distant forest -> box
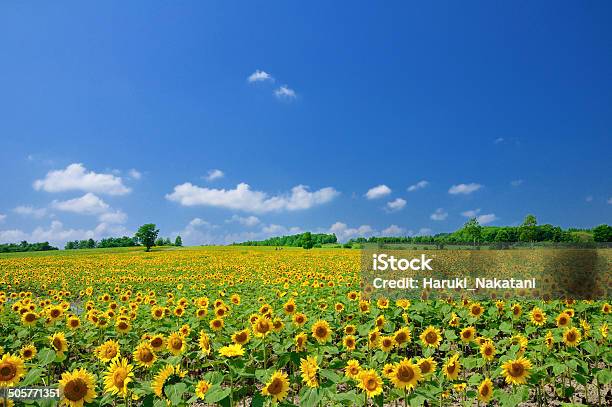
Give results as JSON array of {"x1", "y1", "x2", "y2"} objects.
[
  {"x1": 235, "y1": 216, "x2": 612, "y2": 248},
  {"x1": 0, "y1": 241, "x2": 58, "y2": 253}
]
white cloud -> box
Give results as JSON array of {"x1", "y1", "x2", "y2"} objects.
[
  {"x1": 274, "y1": 85, "x2": 296, "y2": 100},
  {"x1": 382, "y1": 224, "x2": 405, "y2": 236},
  {"x1": 365, "y1": 184, "x2": 391, "y2": 200},
  {"x1": 329, "y1": 222, "x2": 374, "y2": 242},
  {"x1": 262, "y1": 224, "x2": 302, "y2": 235},
  {"x1": 494, "y1": 137, "x2": 505, "y2": 144},
  {"x1": 461, "y1": 208, "x2": 481, "y2": 218},
  {"x1": 608, "y1": 197, "x2": 612, "y2": 205},
  {"x1": 448, "y1": 183, "x2": 482, "y2": 195},
  {"x1": 166, "y1": 182, "x2": 338, "y2": 213},
  {"x1": 407, "y1": 180, "x2": 429, "y2": 192},
  {"x1": 248, "y1": 70, "x2": 273, "y2": 83},
  {"x1": 33, "y1": 163, "x2": 131, "y2": 195},
  {"x1": 0, "y1": 214, "x2": 5, "y2": 223},
  {"x1": 98, "y1": 210, "x2": 127, "y2": 224},
  {"x1": 585, "y1": 196, "x2": 593, "y2": 203},
  {"x1": 204, "y1": 169, "x2": 224, "y2": 182},
  {"x1": 510, "y1": 179, "x2": 523, "y2": 187},
  {"x1": 14, "y1": 205, "x2": 47, "y2": 219},
  {"x1": 51, "y1": 193, "x2": 110, "y2": 215},
  {"x1": 476, "y1": 213, "x2": 498, "y2": 225},
  {"x1": 227, "y1": 215, "x2": 260, "y2": 227},
  {"x1": 128, "y1": 169, "x2": 142, "y2": 180},
  {"x1": 386, "y1": 198, "x2": 406, "y2": 212},
  {"x1": 430, "y1": 208, "x2": 448, "y2": 221}
]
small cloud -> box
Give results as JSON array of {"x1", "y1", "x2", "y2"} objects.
[
  {"x1": 386, "y1": 198, "x2": 406, "y2": 212},
  {"x1": 128, "y1": 169, "x2": 142, "y2": 180},
  {"x1": 430, "y1": 208, "x2": 448, "y2": 221},
  {"x1": 227, "y1": 215, "x2": 260, "y2": 227},
  {"x1": 607, "y1": 197, "x2": 612, "y2": 205},
  {"x1": 204, "y1": 169, "x2": 224, "y2": 182},
  {"x1": 449, "y1": 183, "x2": 482, "y2": 195},
  {"x1": 382, "y1": 224, "x2": 405, "y2": 236},
  {"x1": 477, "y1": 213, "x2": 498, "y2": 225},
  {"x1": 0, "y1": 214, "x2": 6, "y2": 223},
  {"x1": 329, "y1": 222, "x2": 374, "y2": 242},
  {"x1": 98, "y1": 210, "x2": 128, "y2": 224},
  {"x1": 365, "y1": 184, "x2": 392, "y2": 200},
  {"x1": 494, "y1": 137, "x2": 505, "y2": 144},
  {"x1": 585, "y1": 196, "x2": 593, "y2": 203},
  {"x1": 51, "y1": 193, "x2": 109, "y2": 215},
  {"x1": 33, "y1": 163, "x2": 131, "y2": 196},
  {"x1": 13, "y1": 205, "x2": 47, "y2": 219},
  {"x1": 248, "y1": 70, "x2": 274, "y2": 83},
  {"x1": 510, "y1": 179, "x2": 523, "y2": 187},
  {"x1": 274, "y1": 85, "x2": 297, "y2": 100},
  {"x1": 407, "y1": 180, "x2": 429, "y2": 192},
  {"x1": 461, "y1": 208, "x2": 481, "y2": 218}
]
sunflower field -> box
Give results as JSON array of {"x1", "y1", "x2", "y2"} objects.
[{"x1": 0, "y1": 246, "x2": 610, "y2": 406}]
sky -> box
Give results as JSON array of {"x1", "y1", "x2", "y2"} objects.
[{"x1": 0, "y1": 1, "x2": 611, "y2": 247}]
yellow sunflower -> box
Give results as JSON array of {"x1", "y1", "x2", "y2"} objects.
[
  {"x1": 50, "y1": 332, "x2": 68, "y2": 356},
  {"x1": 19, "y1": 344, "x2": 37, "y2": 361},
  {"x1": 299, "y1": 356, "x2": 319, "y2": 388},
  {"x1": 103, "y1": 357, "x2": 134, "y2": 397},
  {"x1": 529, "y1": 307, "x2": 546, "y2": 326},
  {"x1": 166, "y1": 332, "x2": 186, "y2": 355},
  {"x1": 59, "y1": 368, "x2": 97, "y2": 407},
  {"x1": 393, "y1": 327, "x2": 411, "y2": 347},
  {"x1": 95, "y1": 339, "x2": 120, "y2": 363},
  {"x1": 343, "y1": 335, "x2": 357, "y2": 351},
  {"x1": 563, "y1": 327, "x2": 581, "y2": 347},
  {"x1": 261, "y1": 371, "x2": 290, "y2": 402},
  {"x1": 420, "y1": 326, "x2": 442, "y2": 348},
  {"x1": 477, "y1": 377, "x2": 494, "y2": 403},
  {"x1": 357, "y1": 369, "x2": 383, "y2": 398},
  {"x1": 195, "y1": 379, "x2": 211, "y2": 399},
  {"x1": 253, "y1": 317, "x2": 272, "y2": 337},
  {"x1": 0, "y1": 353, "x2": 25, "y2": 387},
  {"x1": 416, "y1": 357, "x2": 437, "y2": 377},
  {"x1": 501, "y1": 357, "x2": 532, "y2": 385},
  {"x1": 198, "y1": 331, "x2": 211, "y2": 356},
  {"x1": 231, "y1": 329, "x2": 251, "y2": 345},
  {"x1": 379, "y1": 336, "x2": 395, "y2": 352},
  {"x1": 151, "y1": 365, "x2": 174, "y2": 397},
  {"x1": 443, "y1": 354, "x2": 461, "y2": 380},
  {"x1": 210, "y1": 318, "x2": 224, "y2": 332},
  {"x1": 480, "y1": 341, "x2": 496, "y2": 362},
  {"x1": 133, "y1": 342, "x2": 157, "y2": 368},
  {"x1": 460, "y1": 326, "x2": 476, "y2": 343},
  {"x1": 311, "y1": 320, "x2": 332, "y2": 344},
  {"x1": 219, "y1": 344, "x2": 244, "y2": 358},
  {"x1": 149, "y1": 334, "x2": 165, "y2": 352},
  {"x1": 391, "y1": 358, "x2": 422, "y2": 390},
  {"x1": 345, "y1": 359, "x2": 361, "y2": 379},
  {"x1": 295, "y1": 332, "x2": 308, "y2": 352}
]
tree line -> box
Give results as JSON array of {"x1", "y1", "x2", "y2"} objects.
[
  {"x1": 0, "y1": 241, "x2": 58, "y2": 253},
  {"x1": 234, "y1": 232, "x2": 337, "y2": 249}
]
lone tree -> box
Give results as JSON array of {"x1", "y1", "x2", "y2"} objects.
[
  {"x1": 175, "y1": 235, "x2": 183, "y2": 246},
  {"x1": 519, "y1": 214, "x2": 537, "y2": 242},
  {"x1": 464, "y1": 217, "x2": 482, "y2": 246},
  {"x1": 135, "y1": 224, "x2": 159, "y2": 252}
]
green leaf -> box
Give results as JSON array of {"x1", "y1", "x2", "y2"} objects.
[
  {"x1": 319, "y1": 369, "x2": 342, "y2": 383},
  {"x1": 300, "y1": 387, "x2": 322, "y2": 407},
  {"x1": 251, "y1": 392, "x2": 266, "y2": 407},
  {"x1": 499, "y1": 322, "x2": 512, "y2": 333},
  {"x1": 596, "y1": 368, "x2": 612, "y2": 384},
  {"x1": 21, "y1": 367, "x2": 43, "y2": 386},
  {"x1": 37, "y1": 348, "x2": 56, "y2": 366},
  {"x1": 205, "y1": 386, "x2": 231, "y2": 404},
  {"x1": 164, "y1": 382, "x2": 187, "y2": 406}
]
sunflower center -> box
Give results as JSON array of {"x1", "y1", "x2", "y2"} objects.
[
  {"x1": 366, "y1": 377, "x2": 378, "y2": 391},
  {"x1": 140, "y1": 349, "x2": 154, "y2": 362},
  {"x1": 53, "y1": 338, "x2": 62, "y2": 350},
  {"x1": 462, "y1": 331, "x2": 471, "y2": 338},
  {"x1": 267, "y1": 378, "x2": 283, "y2": 395},
  {"x1": 396, "y1": 332, "x2": 407, "y2": 343},
  {"x1": 171, "y1": 338, "x2": 182, "y2": 349},
  {"x1": 567, "y1": 332, "x2": 576, "y2": 341},
  {"x1": 113, "y1": 369, "x2": 127, "y2": 387},
  {"x1": 510, "y1": 363, "x2": 524, "y2": 377},
  {"x1": 315, "y1": 327, "x2": 327, "y2": 338},
  {"x1": 397, "y1": 366, "x2": 414, "y2": 382},
  {"x1": 480, "y1": 385, "x2": 489, "y2": 396},
  {"x1": 64, "y1": 378, "x2": 88, "y2": 401},
  {"x1": 425, "y1": 332, "x2": 437, "y2": 344},
  {"x1": 420, "y1": 361, "x2": 431, "y2": 374},
  {"x1": 151, "y1": 338, "x2": 162, "y2": 347},
  {"x1": 447, "y1": 363, "x2": 456, "y2": 374},
  {"x1": 0, "y1": 363, "x2": 17, "y2": 381},
  {"x1": 25, "y1": 313, "x2": 36, "y2": 322}
]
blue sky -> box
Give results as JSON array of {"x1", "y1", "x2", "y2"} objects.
[{"x1": 1, "y1": 1, "x2": 610, "y2": 246}]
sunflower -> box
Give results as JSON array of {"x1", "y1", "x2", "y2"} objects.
[
  {"x1": 283, "y1": 298, "x2": 296, "y2": 314},
  {"x1": 166, "y1": 332, "x2": 186, "y2": 355},
  {"x1": 391, "y1": 358, "x2": 422, "y2": 390},
  {"x1": 511, "y1": 303, "x2": 522, "y2": 318},
  {"x1": 443, "y1": 354, "x2": 461, "y2": 380},
  {"x1": 219, "y1": 344, "x2": 244, "y2": 358},
  {"x1": 602, "y1": 303, "x2": 611, "y2": 314},
  {"x1": 261, "y1": 371, "x2": 290, "y2": 402},
  {"x1": 368, "y1": 329, "x2": 381, "y2": 348},
  {"x1": 151, "y1": 365, "x2": 175, "y2": 397},
  {"x1": 210, "y1": 318, "x2": 224, "y2": 332},
  {"x1": 469, "y1": 303, "x2": 484, "y2": 318},
  {"x1": 477, "y1": 377, "x2": 493, "y2": 403},
  {"x1": 480, "y1": 341, "x2": 496, "y2": 361},
  {"x1": 103, "y1": 357, "x2": 134, "y2": 397},
  {"x1": 66, "y1": 316, "x2": 81, "y2": 330},
  {"x1": 448, "y1": 312, "x2": 460, "y2": 327},
  {"x1": 19, "y1": 344, "x2": 37, "y2": 361},
  {"x1": 231, "y1": 329, "x2": 250, "y2": 345},
  {"x1": 529, "y1": 307, "x2": 546, "y2": 326},
  {"x1": 563, "y1": 327, "x2": 581, "y2": 347},
  {"x1": 511, "y1": 334, "x2": 528, "y2": 355},
  {"x1": 21, "y1": 311, "x2": 38, "y2": 326},
  {"x1": 544, "y1": 330, "x2": 554, "y2": 350},
  {"x1": 299, "y1": 356, "x2": 319, "y2": 388},
  {"x1": 379, "y1": 336, "x2": 395, "y2": 352},
  {"x1": 600, "y1": 322, "x2": 609, "y2": 341},
  {"x1": 345, "y1": 359, "x2": 361, "y2": 379},
  {"x1": 50, "y1": 332, "x2": 68, "y2": 356},
  {"x1": 311, "y1": 320, "x2": 332, "y2": 343},
  {"x1": 393, "y1": 327, "x2": 411, "y2": 347},
  {"x1": 382, "y1": 363, "x2": 395, "y2": 378},
  {"x1": 343, "y1": 335, "x2": 357, "y2": 351},
  {"x1": 195, "y1": 379, "x2": 211, "y2": 399},
  {"x1": 115, "y1": 318, "x2": 131, "y2": 334},
  {"x1": 555, "y1": 312, "x2": 571, "y2": 328},
  {"x1": 416, "y1": 357, "x2": 437, "y2": 377},
  {"x1": 149, "y1": 334, "x2": 165, "y2": 352},
  {"x1": 295, "y1": 332, "x2": 308, "y2": 352},
  {"x1": 460, "y1": 326, "x2": 476, "y2": 343},
  {"x1": 133, "y1": 342, "x2": 157, "y2": 368},
  {"x1": 59, "y1": 368, "x2": 97, "y2": 407},
  {"x1": 253, "y1": 317, "x2": 272, "y2": 337},
  {"x1": 0, "y1": 353, "x2": 25, "y2": 387},
  {"x1": 357, "y1": 369, "x2": 383, "y2": 398},
  {"x1": 501, "y1": 357, "x2": 532, "y2": 385},
  {"x1": 420, "y1": 326, "x2": 442, "y2": 348}
]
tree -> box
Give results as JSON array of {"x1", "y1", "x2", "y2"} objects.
[
  {"x1": 135, "y1": 224, "x2": 159, "y2": 252},
  {"x1": 301, "y1": 232, "x2": 314, "y2": 249},
  {"x1": 175, "y1": 236, "x2": 183, "y2": 246},
  {"x1": 592, "y1": 224, "x2": 612, "y2": 242},
  {"x1": 520, "y1": 214, "x2": 537, "y2": 242},
  {"x1": 464, "y1": 217, "x2": 482, "y2": 246}
]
